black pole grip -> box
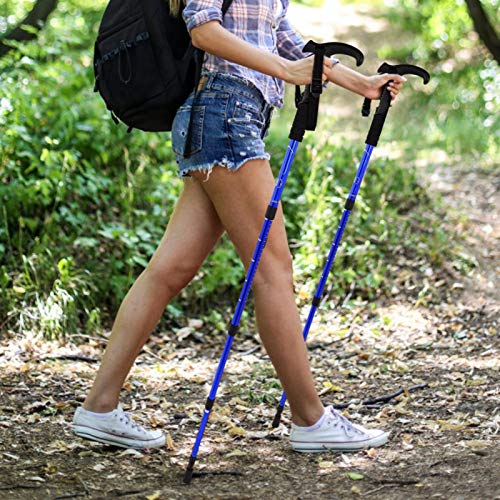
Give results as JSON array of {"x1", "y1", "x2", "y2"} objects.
[
  {"x1": 311, "y1": 46, "x2": 326, "y2": 97},
  {"x1": 303, "y1": 40, "x2": 364, "y2": 66},
  {"x1": 289, "y1": 41, "x2": 365, "y2": 141},
  {"x1": 363, "y1": 62, "x2": 430, "y2": 145},
  {"x1": 289, "y1": 86, "x2": 318, "y2": 141},
  {"x1": 378, "y1": 62, "x2": 430, "y2": 83},
  {"x1": 302, "y1": 40, "x2": 364, "y2": 98},
  {"x1": 365, "y1": 85, "x2": 391, "y2": 147}
]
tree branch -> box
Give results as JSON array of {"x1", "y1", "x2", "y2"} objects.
[
  {"x1": 464, "y1": 0, "x2": 500, "y2": 63},
  {"x1": 0, "y1": 0, "x2": 59, "y2": 58}
]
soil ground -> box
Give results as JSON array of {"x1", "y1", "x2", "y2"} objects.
[{"x1": 0, "y1": 1, "x2": 498, "y2": 499}]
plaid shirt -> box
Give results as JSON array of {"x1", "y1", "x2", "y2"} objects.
[{"x1": 183, "y1": 0, "x2": 307, "y2": 107}]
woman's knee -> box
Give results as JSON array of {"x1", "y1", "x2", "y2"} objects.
[
  {"x1": 144, "y1": 260, "x2": 198, "y2": 297},
  {"x1": 253, "y1": 251, "x2": 294, "y2": 290}
]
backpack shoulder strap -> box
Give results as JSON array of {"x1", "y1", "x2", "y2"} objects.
[{"x1": 221, "y1": 0, "x2": 233, "y2": 16}]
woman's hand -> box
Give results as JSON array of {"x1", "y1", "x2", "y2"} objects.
[
  {"x1": 324, "y1": 63, "x2": 407, "y2": 102},
  {"x1": 364, "y1": 74, "x2": 406, "y2": 101}
]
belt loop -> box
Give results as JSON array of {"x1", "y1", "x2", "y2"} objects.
[{"x1": 205, "y1": 73, "x2": 215, "y2": 90}]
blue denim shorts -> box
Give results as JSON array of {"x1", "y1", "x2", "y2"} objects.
[{"x1": 171, "y1": 72, "x2": 274, "y2": 178}]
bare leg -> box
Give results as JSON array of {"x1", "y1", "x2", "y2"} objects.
[
  {"x1": 84, "y1": 179, "x2": 224, "y2": 412},
  {"x1": 191, "y1": 161, "x2": 324, "y2": 426}
]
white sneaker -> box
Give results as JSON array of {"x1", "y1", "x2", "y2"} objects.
[
  {"x1": 72, "y1": 405, "x2": 165, "y2": 449},
  {"x1": 290, "y1": 406, "x2": 389, "y2": 452}
]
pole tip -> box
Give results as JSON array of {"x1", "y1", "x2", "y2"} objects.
[
  {"x1": 183, "y1": 469, "x2": 193, "y2": 484},
  {"x1": 183, "y1": 456, "x2": 196, "y2": 484},
  {"x1": 272, "y1": 405, "x2": 284, "y2": 428}
]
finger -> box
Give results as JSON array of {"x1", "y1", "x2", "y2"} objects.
[
  {"x1": 323, "y1": 57, "x2": 335, "y2": 70},
  {"x1": 389, "y1": 89, "x2": 399, "y2": 100},
  {"x1": 389, "y1": 81, "x2": 403, "y2": 89},
  {"x1": 387, "y1": 74, "x2": 407, "y2": 84},
  {"x1": 387, "y1": 83, "x2": 402, "y2": 96}
]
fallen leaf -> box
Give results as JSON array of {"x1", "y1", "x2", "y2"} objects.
[
  {"x1": 466, "y1": 378, "x2": 487, "y2": 387},
  {"x1": 319, "y1": 381, "x2": 343, "y2": 396},
  {"x1": 188, "y1": 319, "x2": 203, "y2": 329},
  {"x1": 176, "y1": 327, "x2": 193, "y2": 341},
  {"x1": 166, "y1": 434, "x2": 175, "y2": 451},
  {"x1": 78, "y1": 450, "x2": 97, "y2": 457},
  {"x1": 118, "y1": 449, "x2": 144, "y2": 458},
  {"x1": 318, "y1": 461, "x2": 334, "y2": 469},
  {"x1": 43, "y1": 464, "x2": 57, "y2": 474},
  {"x1": 245, "y1": 430, "x2": 268, "y2": 440},
  {"x1": 225, "y1": 449, "x2": 246, "y2": 458},
  {"x1": 54, "y1": 401, "x2": 70, "y2": 410},
  {"x1": 146, "y1": 491, "x2": 162, "y2": 500},
  {"x1": 438, "y1": 419, "x2": 467, "y2": 431},
  {"x1": 463, "y1": 440, "x2": 489, "y2": 450},
  {"x1": 228, "y1": 426, "x2": 246, "y2": 437},
  {"x1": 346, "y1": 472, "x2": 364, "y2": 480},
  {"x1": 395, "y1": 405, "x2": 410, "y2": 415}
]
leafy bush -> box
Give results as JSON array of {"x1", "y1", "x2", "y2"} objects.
[
  {"x1": 266, "y1": 123, "x2": 454, "y2": 303},
  {"x1": 0, "y1": 0, "x2": 464, "y2": 338}
]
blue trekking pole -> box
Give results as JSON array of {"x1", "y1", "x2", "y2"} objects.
[
  {"x1": 183, "y1": 41, "x2": 364, "y2": 484},
  {"x1": 272, "y1": 62, "x2": 430, "y2": 428}
]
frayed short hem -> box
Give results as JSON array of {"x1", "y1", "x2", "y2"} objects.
[{"x1": 178, "y1": 153, "x2": 271, "y2": 182}]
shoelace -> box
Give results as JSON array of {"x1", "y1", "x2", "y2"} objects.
[
  {"x1": 118, "y1": 411, "x2": 146, "y2": 434},
  {"x1": 327, "y1": 407, "x2": 364, "y2": 436}
]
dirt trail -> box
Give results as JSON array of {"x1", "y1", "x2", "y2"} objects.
[
  {"x1": 288, "y1": 0, "x2": 393, "y2": 60},
  {"x1": 288, "y1": 0, "x2": 403, "y2": 120},
  {"x1": 0, "y1": 1, "x2": 498, "y2": 499}
]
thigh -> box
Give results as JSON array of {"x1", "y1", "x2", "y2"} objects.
[
  {"x1": 190, "y1": 160, "x2": 292, "y2": 278},
  {"x1": 147, "y1": 178, "x2": 224, "y2": 281}
]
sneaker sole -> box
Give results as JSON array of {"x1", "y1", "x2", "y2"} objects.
[
  {"x1": 291, "y1": 431, "x2": 389, "y2": 453},
  {"x1": 72, "y1": 425, "x2": 165, "y2": 449}
]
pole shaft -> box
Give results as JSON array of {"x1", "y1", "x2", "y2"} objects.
[
  {"x1": 184, "y1": 139, "x2": 300, "y2": 482},
  {"x1": 273, "y1": 144, "x2": 374, "y2": 422}
]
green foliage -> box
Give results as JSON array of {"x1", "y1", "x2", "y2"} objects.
[
  {"x1": 266, "y1": 123, "x2": 455, "y2": 303},
  {"x1": 291, "y1": 0, "x2": 325, "y2": 7},
  {"x1": 376, "y1": 0, "x2": 499, "y2": 161},
  {"x1": 1, "y1": 0, "x2": 182, "y2": 334},
  {"x1": 0, "y1": 0, "x2": 37, "y2": 35},
  {"x1": 0, "y1": 0, "x2": 465, "y2": 338}
]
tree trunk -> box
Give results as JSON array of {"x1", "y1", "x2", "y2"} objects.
[
  {"x1": 0, "y1": 0, "x2": 59, "y2": 57},
  {"x1": 464, "y1": 0, "x2": 500, "y2": 63}
]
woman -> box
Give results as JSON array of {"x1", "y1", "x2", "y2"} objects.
[{"x1": 72, "y1": 0, "x2": 405, "y2": 451}]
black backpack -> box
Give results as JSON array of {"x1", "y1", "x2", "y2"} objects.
[{"x1": 93, "y1": 0, "x2": 232, "y2": 134}]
